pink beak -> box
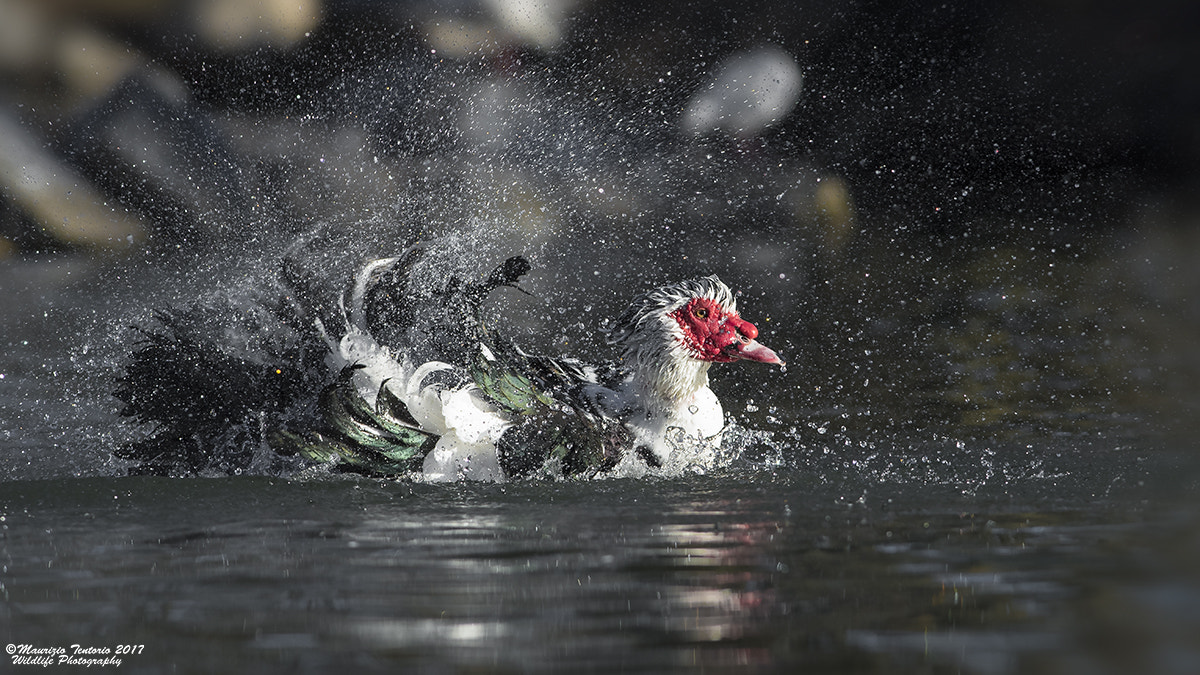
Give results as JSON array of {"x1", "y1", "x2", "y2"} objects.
[
  {"x1": 734, "y1": 338, "x2": 785, "y2": 366},
  {"x1": 725, "y1": 315, "x2": 785, "y2": 366}
]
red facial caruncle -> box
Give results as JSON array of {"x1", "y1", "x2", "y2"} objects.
[{"x1": 669, "y1": 297, "x2": 784, "y2": 366}]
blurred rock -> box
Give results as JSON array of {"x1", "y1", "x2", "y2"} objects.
[
  {"x1": 487, "y1": 0, "x2": 578, "y2": 50},
  {"x1": 421, "y1": 0, "x2": 583, "y2": 56},
  {"x1": 813, "y1": 175, "x2": 856, "y2": 257},
  {"x1": 53, "y1": 22, "x2": 143, "y2": 103},
  {"x1": 0, "y1": 105, "x2": 146, "y2": 250},
  {"x1": 0, "y1": 0, "x2": 50, "y2": 75},
  {"x1": 0, "y1": 0, "x2": 147, "y2": 113},
  {"x1": 189, "y1": 0, "x2": 321, "y2": 52},
  {"x1": 682, "y1": 45, "x2": 803, "y2": 139}
]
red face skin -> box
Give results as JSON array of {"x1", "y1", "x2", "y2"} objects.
[{"x1": 669, "y1": 297, "x2": 784, "y2": 365}]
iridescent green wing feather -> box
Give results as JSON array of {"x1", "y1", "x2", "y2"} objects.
[
  {"x1": 470, "y1": 341, "x2": 625, "y2": 479},
  {"x1": 270, "y1": 365, "x2": 437, "y2": 475}
]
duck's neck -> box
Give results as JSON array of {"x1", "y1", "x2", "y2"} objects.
[{"x1": 626, "y1": 346, "x2": 712, "y2": 418}]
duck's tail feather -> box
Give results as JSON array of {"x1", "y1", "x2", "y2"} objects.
[
  {"x1": 113, "y1": 297, "x2": 327, "y2": 476},
  {"x1": 114, "y1": 301, "x2": 437, "y2": 477}
]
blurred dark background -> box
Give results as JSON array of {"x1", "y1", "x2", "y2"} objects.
[
  {"x1": 1, "y1": 0, "x2": 1197, "y2": 444},
  {"x1": 2, "y1": 0, "x2": 1197, "y2": 252}
]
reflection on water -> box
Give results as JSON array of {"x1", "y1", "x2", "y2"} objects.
[{"x1": 0, "y1": 470, "x2": 1195, "y2": 674}]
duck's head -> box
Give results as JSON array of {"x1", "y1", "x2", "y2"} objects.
[{"x1": 608, "y1": 276, "x2": 783, "y2": 403}]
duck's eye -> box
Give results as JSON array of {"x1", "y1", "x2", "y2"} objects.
[{"x1": 693, "y1": 306, "x2": 709, "y2": 319}]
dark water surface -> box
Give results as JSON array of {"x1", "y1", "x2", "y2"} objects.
[{"x1": 1, "y1": 458, "x2": 1197, "y2": 674}]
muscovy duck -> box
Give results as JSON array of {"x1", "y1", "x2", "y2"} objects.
[{"x1": 114, "y1": 245, "x2": 783, "y2": 480}]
